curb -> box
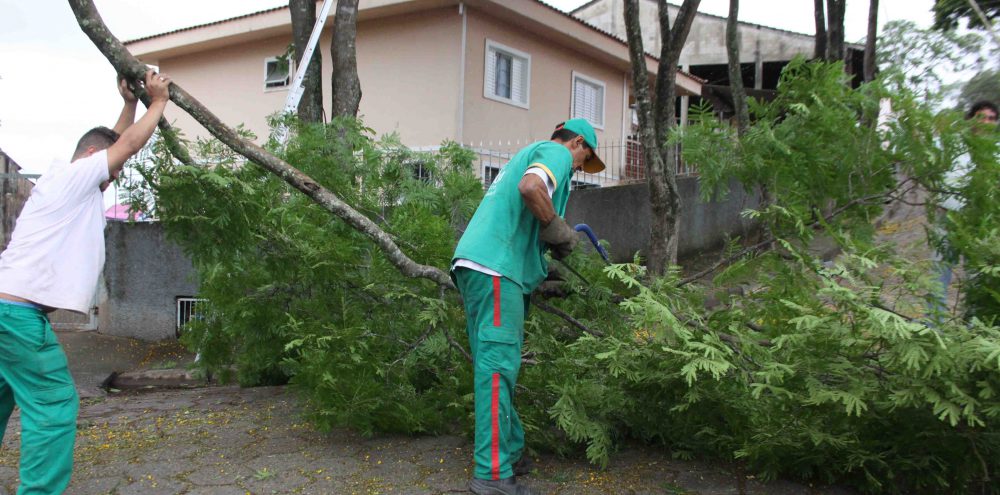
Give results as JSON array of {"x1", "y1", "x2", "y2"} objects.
[{"x1": 107, "y1": 369, "x2": 210, "y2": 390}]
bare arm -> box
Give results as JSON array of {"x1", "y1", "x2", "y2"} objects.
[
  {"x1": 106, "y1": 70, "x2": 171, "y2": 177},
  {"x1": 112, "y1": 76, "x2": 138, "y2": 135},
  {"x1": 518, "y1": 174, "x2": 556, "y2": 225}
]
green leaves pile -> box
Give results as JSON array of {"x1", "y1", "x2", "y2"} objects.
[{"x1": 123, "y1": 60, "x2": 1000, "y2": 493}]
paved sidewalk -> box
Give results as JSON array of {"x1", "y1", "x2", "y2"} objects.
[
  {"x1": 0, "y1": 386, "x2": 852, "y2": 495},
  {"x1": 0, "y1": 333, "x2": 855, "y2": 495}
]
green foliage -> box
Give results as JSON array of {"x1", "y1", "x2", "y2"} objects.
[
  {"x1": 661, "y1": 60, "x2": 1000, "y2": 492},
  {"x1": 129, "y1": 61, "x2": 1000, "y2": 494},
  {"x1": 129, "y1": 117, "x2": 484, "y2": 433},
  {"x1": 933, "y1": 0, "x2": 1000, "y2": 31},
  {"x1": 877, "y1": 20, "x2": 989, "y2": 104}
]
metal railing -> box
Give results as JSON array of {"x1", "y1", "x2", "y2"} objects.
[
  {"x1": 176, "y1": 297, "x2": 208, "y2": 338},
  {"x1": 445, "y1": 136, "x2": 695, "y2": 190}
]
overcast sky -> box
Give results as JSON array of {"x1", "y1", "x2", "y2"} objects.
[{"x1": 1, "y1": 0, "x2": 936, "y2": 181}]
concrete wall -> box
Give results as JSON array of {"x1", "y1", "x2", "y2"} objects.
[
  {"x1": 565, "y1": 178, "x2": 759, "y2": 262},
  {"x1": 353, "y1": 7, "x2": 463, "y2": 145},
  {"x1": 92, "y1": 179, "x2": 755, "y2": 340},
  {"x1": 148, "y1": 4, "x2": 644, "y2": 150},
  {"x1": 574, "y1": 0, "x2": 816, "y2": 66},
  {"x1": 155, "y1": 7, "x2": 462, "y2": 147},
  {"x1": 99, "y1": 222, "x2": 199, "y2": 341}
]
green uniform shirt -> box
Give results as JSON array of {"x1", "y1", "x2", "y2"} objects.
[{"x1": 454, "y1": 141, "x2": 574, "y2": 293}]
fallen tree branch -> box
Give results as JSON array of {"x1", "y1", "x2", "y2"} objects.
[
  {"x1": 679, "y1": 316, "x2": 772, "y2": 347},
  {"x1": 531, "y1": 297, "x2": 605, "y2": 337},
  {"x1": 69, "y1": 0, "x2": 453, "y2": 289},
  {"x1": 443, "y1": 328, "x2": 472, "y2": 363},
  {"x1": 138, "y1": 94, "x2": 195, "y2": 166},
  {"x1": 120, "y1": 76, "x2": 195, "y2": 166}
]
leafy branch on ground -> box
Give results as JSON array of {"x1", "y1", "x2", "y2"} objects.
[{"x1": 120, "y1": 59, "x2": 1000, "y2": 494}]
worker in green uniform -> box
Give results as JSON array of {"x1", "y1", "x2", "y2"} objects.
[{"x1": 453, "y1": 118, "x2": 605, "y2": 495}]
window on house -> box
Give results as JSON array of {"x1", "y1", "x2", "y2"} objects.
[
  {"x1": 406, "y1": 159, "x2": 433, "y2": 183},
  {"x1": 483, "y1": 165, "x2": 502, "y2": 188},
  {"x1": 572, "y1": 72, "x2": 605, "y2": 129},
  {"x1": 495, "y1": 53, "x2": 512, "y2": 99},
  {"x1": 264, "y1": 57, "x2": 291, "y2": 90},
  {"x1": 484, "y1": 40, "x2": 530, "y2": 108}
]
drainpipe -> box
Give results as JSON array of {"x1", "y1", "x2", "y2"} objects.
[
  {"x1": 680, "y1": 64, "x2": 690, "y2": 127},
  {"x1": 612, "y1": 0, "x2": 619, "y2": 34},
  {"x1": 457, "y1": 2, "x2": 468, "y2": 143},
  {"x1": 754, "y1": 26, "x2": 763, "y2": 90},
  {"x1": 621, "y1": 71, "x2": 629, "y2": 172}
]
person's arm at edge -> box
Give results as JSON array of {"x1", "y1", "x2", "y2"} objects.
[
  {"x1": 518, "y1": 174, "x2": 557, "y2": 226},
  {"x1": 106, "y1": 70, "x2": 171, "y2": 178},
  {"x1": 111, "y1": 75, "x2": 138, "y2": 136}
]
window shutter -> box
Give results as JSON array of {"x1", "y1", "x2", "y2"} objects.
[
  {"x1": 485, "y1": 49, "x2": 497, "y2": 98},
  {"x1": 573, "y1": 78, "x2": 585, "y2": 120},
  {"x1": 573, "y1": 76, "x2": 603, "y2": 127},
  {"x1": 592, "y1": 82, "x2": 603, "y2": 126},
  {"x1": 511, "y1": 56, "x2": 526, "y2": 105}
]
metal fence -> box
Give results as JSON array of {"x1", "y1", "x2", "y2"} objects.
[
  {"x1": 0, "y1": 164, "x2": 39, "y2": 250},
  {"x1": 447, "y1": 137, "x2": 694, "y2": 190},
  {"x1": 175, "y1": 297, "x2": 208, "y2": 338}
]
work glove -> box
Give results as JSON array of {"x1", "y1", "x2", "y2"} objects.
[
  {"x1": 539, "y1": 216, "x2": 578, "y2": 260},
  {"x1": 537, "y1": 266, "x2": 568, "y2": 298}
]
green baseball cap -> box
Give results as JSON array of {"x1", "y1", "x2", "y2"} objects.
[{"x1": 556, "y1": 118, "x2": 605, "y2": 174}]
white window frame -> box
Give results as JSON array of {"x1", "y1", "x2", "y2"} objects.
[
  {"x1": 483, "y1": 39, "x2": 531, "y2": 109},
  {"x1": 263, "y1": 56, "x2": 293, "y2": 92},
  {"x1": 571, "y1": 71, "x2": 606, "y2": 130}
]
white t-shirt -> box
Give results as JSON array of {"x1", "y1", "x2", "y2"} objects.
[
  {"x1": 454, "y1": 168, "x2": 554, "y2": 276},
  {"x1": 0, "y1": 151, "x2": 110, "y2": 313},
  {"x1": 940, "y1": 153, "x2": 972, "y2": 212}
]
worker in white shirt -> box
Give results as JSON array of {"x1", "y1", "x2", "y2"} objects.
[
  {"x1": 932, "y1": 100, "x2": 998, "y2": 318},
  {"x1": 0, "y1": 69, "x2": 171, "y2": 495}
]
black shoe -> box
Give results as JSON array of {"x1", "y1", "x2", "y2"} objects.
[
  {"x1": 469, "y1": 477, "x2": 538, "y2": 495},
  {"x1": 513, "y1": 456, "x2": 533, "y2": 477}
]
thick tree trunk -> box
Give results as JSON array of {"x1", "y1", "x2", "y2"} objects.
[
  {"x1": 290, "y1": 0, "x2": 324, "y2": 123},
  {"x1": 624, "y1": 0, "x2": 700, "y2": 274},
  {"x1": 653, "y1": 0, "x2": 700, "y2": 142},
  {"x1": 726, "y1": 0, "x2": 749, "y2": 136},
  {"x1": 633, "y1": 0, "x2": 699, "y2": 274},
  {"x1": 624, "y1": 0, "x2": 671, "y2": 274},
  {"x1": 331, "y1": 0, "x2": 362, "y2": 118},
  {"x1": 67, "y1": 0, "x2": 453, "y2": 289},
  {"x1": 863, "y1": 0, "x2": 879, "y2": 82},
  {"x1": 826, "y1": 0, "x2": 846, "y2": 62},
  {"x1": 813, "y1": 0, "x2": 827, "y2": 60}
]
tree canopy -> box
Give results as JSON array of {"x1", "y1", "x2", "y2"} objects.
[{"x1": 933, "y1": 0, "x2": 1000, "y2": 31}]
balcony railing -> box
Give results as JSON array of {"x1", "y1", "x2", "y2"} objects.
[{"x1": 435, "y1": 136, "x2": 695, "y2": 190}]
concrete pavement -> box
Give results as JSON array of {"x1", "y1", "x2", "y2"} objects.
[{"x1": 0, "y1": 331, "x2": 854, "y2": 494}]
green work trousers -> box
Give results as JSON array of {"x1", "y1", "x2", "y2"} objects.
[
  {"x1": 454, "y1": 268, "x2": 527, "y2": 481},
  {"x1": 0, "y1": 302, "x2": 78, "y2": 495}
]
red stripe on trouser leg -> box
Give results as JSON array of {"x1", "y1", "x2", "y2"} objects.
[
  {"x1": 491, "y1": 372, "x2": 501, "y2": 480},
  {"x1": 492, "y1": 276, "x2": 501, "y2": 327}
]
